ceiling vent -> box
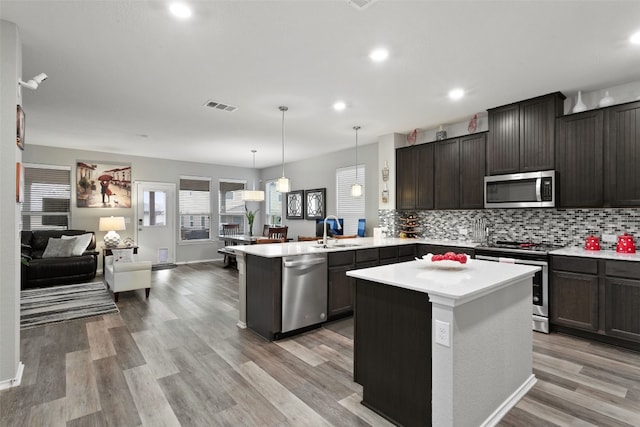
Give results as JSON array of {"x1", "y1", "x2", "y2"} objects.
[
  {"x1": 345, "y1": 0, "x2": 378, "y2": 10},
  {"x1": 204, "y1": 100, "x2": 239, "y2": 112}
]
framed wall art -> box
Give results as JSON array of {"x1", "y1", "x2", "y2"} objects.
[
  {"x1": 286, "y1": 190, "x2": 304, "y2": 219},
  {"x1": 305, "y1": 188, "x2": 325, "y2": 220},
  {"x1": 76, "y1": 161, "x2": 132, "y2": 208},
  {"x1": 16, "y1": 162, "x2": 24, "y2": 203},
  {"x1": 17, "y1": 105, "x2": 25, "y2": 150}
]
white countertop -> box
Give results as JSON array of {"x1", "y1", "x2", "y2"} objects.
[
  {"x1": 347, "y1": 258, "x2": 539, "y2": 307},
  {"x1": 229, "y1": 237, "x2": 479, "y2": 258},
  {"x1": 551, "y1": 247, "x2": 640, "y2": 261}
]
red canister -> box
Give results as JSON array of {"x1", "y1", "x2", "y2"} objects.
[
  {"x1": 616, "y1": 233, "x2": 636, "y2": 253},
  {"x1": 584, "y1": 235, "x2": 601, "y2": 251}
]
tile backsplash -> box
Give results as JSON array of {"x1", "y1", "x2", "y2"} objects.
[{"x1": 379, "y1": 208, "x2": 640, "y2": 250}]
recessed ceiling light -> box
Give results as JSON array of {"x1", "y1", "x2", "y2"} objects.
[
  {"x1": 369, "y1": 48, "x2": 389, "y2": 63},
  {"x1": 631, "y1": 31, "x2": 640, "y2": 45},
  {"x1": 448, "y1": 88, "x2": 465, "y2": 100},
  {"x1": 333, "y1": 101, "x2": 346, "y2": 111},
  {"x1": 169, "y1": 3, "x2": 192, "y2": 19}
]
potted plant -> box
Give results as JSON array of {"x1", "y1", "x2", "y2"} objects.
[{"x1": 245, "y1": 206, "x2": 259, "y2": 236}]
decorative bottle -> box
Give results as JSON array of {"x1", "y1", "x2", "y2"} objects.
[
  {"x1": 572, "y1": 91, "x2": 587, "y2": 113},
  {"x1": 598, "y1": 91, "x2": 614, "y2": 108}
]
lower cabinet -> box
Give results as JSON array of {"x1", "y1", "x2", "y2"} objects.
[
  {"x1": 328, "y1": 251, "x2": 355, "y2": 320},
  {"x1": 551, "y1": 255, "x2": 640, "y2": 350}
]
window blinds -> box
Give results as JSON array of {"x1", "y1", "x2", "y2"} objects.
[
  {"x1": 22, "y1": 164, "x2": 71, "y2": 231},
  {"x1": 336, "y1": 165, "x2": 365, "y2": 235}
]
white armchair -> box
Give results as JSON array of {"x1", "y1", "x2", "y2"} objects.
[{"x1": 104, "y1": 255, "x2": 152, "y2": 302}]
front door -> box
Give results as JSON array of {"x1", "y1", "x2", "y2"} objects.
[{"x1": 135, "y1": 181, "x2": 176, "y2": 265}]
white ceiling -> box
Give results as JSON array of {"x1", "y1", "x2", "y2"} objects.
[{"x1": 3, "y1": 0, "x2": 640, "y2": 169}]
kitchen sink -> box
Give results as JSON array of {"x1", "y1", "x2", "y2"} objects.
[{"x1": 334, "y1": 243, "x2": 361, "y2": 247}]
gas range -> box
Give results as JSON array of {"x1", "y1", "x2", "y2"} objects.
[{"x1": 475, "y1": 240, "x2": 563, "y2": 258}]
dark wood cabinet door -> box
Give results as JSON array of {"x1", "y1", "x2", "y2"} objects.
[
  {"x1": 396, "y1": 146, "x2": 416, "y2": 210},
  {"x1": 487, "y1": 103, "x2": 520, "y2": 175},
  {"x1": 604, "y1": 101, "x2": 640, "y2": 207},
  {"x1": 434, "y1": 138, "x2": 460, "y2": 209},
  {"x1": 519, "y1": 94, "x2": 563, "y2": 172},
  {"x1": 415, "y1": 143, "x2": 435, "y2": 210},
  {"x1": 555, "y1": 111, "x2": 604, "y2": 208},
  {"x1": 328, "y1": 267, "x2": 354, "y2": 319},
  {"x1": 604, "y1": 277, "x2": 640, "y2": 342},
  {"x1": 551, "y1": 270, "x2": 599, "y2": 332},
  {"x1": 459, "y1": 133, "x2": 486, "y2": 209}
]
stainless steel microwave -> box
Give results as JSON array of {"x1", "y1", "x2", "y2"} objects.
[{"x1": 484, "y1": 170, "x2": 556, "y2": 208}]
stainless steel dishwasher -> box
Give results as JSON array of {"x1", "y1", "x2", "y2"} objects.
[{"x1": 281, "y1": 253, "x2": 328, "y2": 333}]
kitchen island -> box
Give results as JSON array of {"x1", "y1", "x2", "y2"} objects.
[
  {"x1": 230, "y1": 236, "x2": 477, "y2": 332},
  {"x1": 348, "y1": 258, "x2": 540, "y2": 427}
]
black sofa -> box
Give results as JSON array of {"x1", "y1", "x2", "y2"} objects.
[{"x1": 21, "y1": 229, "x2": 99, "y2": 289}]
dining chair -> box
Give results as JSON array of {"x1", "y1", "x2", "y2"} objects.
[
  {"x1": 256, "y1": 238, "x2": 286, "y2": 244},
  {"x1": 262, "y1": 224, "x2": 270, "y2": 237},
  {"x1": 357, "y1": 218, "x2": 366, "y2": 237},
  {"x1": 297, "y1": 236, "x2": 317, "y2": 241},
  {"x1": 267, "y1": 226, "x2": 288, "y2": 240},
  {"x1": 221, "y1": 223, "x2": 240, "y2": 267}
]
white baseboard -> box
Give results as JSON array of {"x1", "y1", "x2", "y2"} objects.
[
  {"x1": 0, "y1": 361, "x2": 24, "y2": 391},
  {"x1": 480, "y1": 374, "x2": 537, "y2": 427}
]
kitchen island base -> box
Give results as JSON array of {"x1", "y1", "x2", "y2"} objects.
[{"x1": 351, "y1": 260, "x2": 539, "y2": 427}]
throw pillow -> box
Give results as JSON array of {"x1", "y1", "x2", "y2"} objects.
[
  {"x1": 62, "y1": 233, "x2": 93, "y2": 256},
  {"x1": 111, "y1": 248, "x2": 134, "y2": 263},
  {"x1": 42, "y1": 237, "x2": 75, "y2": 258}
]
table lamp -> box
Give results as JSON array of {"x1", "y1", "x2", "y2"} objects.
[{"x1": 99, "y1": 216, "x2": 126, "y2": 247}]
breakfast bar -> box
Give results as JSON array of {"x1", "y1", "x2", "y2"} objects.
[{"x1": 348, "y1": 258, "x2": 540, "y2": 427}]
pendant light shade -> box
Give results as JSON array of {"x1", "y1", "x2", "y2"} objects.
[
  {"x1": 276, "y1": 106, "x2": 290, "y2": 193},
  {"x1": 351, "y1": 125, "x2": 362, "y2": 197},
  {"x1": 242, "y1": 149, "x2": 265, "y2": 202}
]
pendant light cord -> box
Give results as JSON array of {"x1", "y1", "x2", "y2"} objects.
[
  {"x1": 279, "y1": 106, "x2": 288, "y2": 177},
  {"x1": 353, "y1": 126, "x2": 360, "y2": 181}
]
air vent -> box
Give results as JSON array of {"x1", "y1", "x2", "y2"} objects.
[
  {"x1": 204, "y1": 100, "x2": 239, "y2": 112},
  {"x1": 345, "y1": 0, "x2": 378, "y2": 10}
]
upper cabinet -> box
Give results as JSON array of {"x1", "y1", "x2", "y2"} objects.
[
  {"x1": 396, "y1": 143, "x2": 434, "y2": 210},
  {"x1": 604, "y1": 101, "x2": 640, "y2": 207},
  {"x1": 555, "y1": 110, "x2": 604, "y2": 208},
  {"x1": 396, "y1": 133, "x2": 486, "y2": 210},
  {"x1": 487, "y1": 92, "x2": 565, "y2": 175}
]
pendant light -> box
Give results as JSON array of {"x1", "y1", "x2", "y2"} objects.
[
  {"x1": 276, "y1": 106, "x2": 290, "y2": 193},
  {"x1": 351, "y1": 125, "x2": 362, "y2": 197},
  {"x1": 242, "y1": 149, "x2": 265, "y2": 201}
]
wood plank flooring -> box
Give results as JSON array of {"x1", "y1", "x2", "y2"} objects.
[{"x1": 2, "y1": 261, "x2": 639, "y2": 426}]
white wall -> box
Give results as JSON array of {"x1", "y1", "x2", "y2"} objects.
[
  {"x1": 0, "y1": 20, "x2": 23, "y2": 389},
  {"x1": 261, "y1": 143, "x2": 378, "y2": 239},
  {"x1": 23, "y1": 145, "x2": 260, "y2": 267}
]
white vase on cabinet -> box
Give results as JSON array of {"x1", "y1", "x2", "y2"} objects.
[
  {"x1": 599, "y1": 91, "x2": 614, "y2": 108},
  {"x1": 573, "y1": 91, "x2": 587, "y2": 113}
]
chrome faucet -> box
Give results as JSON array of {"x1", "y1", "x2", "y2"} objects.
[{"x1": 323, "y1": 215, "x2": 342, "y2": 247}]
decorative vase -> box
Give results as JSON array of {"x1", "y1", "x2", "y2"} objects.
[
  {"x1": 248, "y1": 222, "x2": 253, "y2": 236},
  {"x1": 573, "y1": 91, "x2": 587, "y2": 113},
  {"x1": 598, "y1": 91, "x2": 614, "y2": 108}
]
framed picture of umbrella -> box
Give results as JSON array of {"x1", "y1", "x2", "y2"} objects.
[{"x1": 76, "y1": 161, "x2": 132, "y2": 208}]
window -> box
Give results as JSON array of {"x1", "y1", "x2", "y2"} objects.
[
  {"x1": 21, "y1": 163, "x2": 71, "y2": 231},
  {"x1": 336, "y1": 164, "x2": 365, "y2": 235},
  {"x1": 179, "y1": 177, "x2": 211, "y2": 241},
  {"x1": 265, "y1": 180, "x2": 282, "y2": 225},
  {"x1": 219, "y1": 180, "x2": 246, "y2": 233}
]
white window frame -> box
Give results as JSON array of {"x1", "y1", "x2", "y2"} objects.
[
  {"x1": 179, "y1": 176, "x2": 211, "y2": 242},
  {"x1": 219, "y1": 178, "x2": 247, "y2": 234},
  {"x1": 265, "y1": 179, "x2": 283, "y2": 226},
  {"x1": 21, "y1": 163, "x2": 71, "y2": 231}
]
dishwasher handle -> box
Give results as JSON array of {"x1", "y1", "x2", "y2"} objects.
[{"x1": 283, "y1": 258, "x2": 326, "y2": 268}]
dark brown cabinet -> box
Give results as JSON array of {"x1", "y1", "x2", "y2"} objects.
[
  {"x1": 550, "y1": 255, "x2": 640, "y2": 351},
  {"x1": 555, "y1": 110, "x2": 604, "y2": 208},
  {"x1": 487, "y1": 92, "x2": 565, "y2": 175},
  {"x1": 550, "y1": 257, "x2": 599, "y2": 332},
  {"x1": 396, "y1": 143, "x2": 434, "y2": 210},
  {"x1": 459, "y1": 133, "x2": 487, "y2": 209},
  {"x1": 434, "y1": 138, "x2": 460, "y2": 209},
  {"x1": 604, "y1": 101, "x2": 640, "y2": 207},
  {"x1": 327, "y1": 251, "x2": 355, "y2": 320}
]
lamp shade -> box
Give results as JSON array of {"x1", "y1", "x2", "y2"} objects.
[
  {"x1": 99, "y1": 216, "x2": 126, "y2": 231},
  {"x1": 351, "y1": 183, "x2": 362, "y2": 197},
  {"x1": 276, "y1": 177, "x2": 290, "y2": 193}
]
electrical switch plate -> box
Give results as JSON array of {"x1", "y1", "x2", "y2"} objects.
[
  {"x1": 435, "y1": 320, "x2": 450, "y2": 347},
  {"x1": 602, "y1": 234, "x2": 617, "y2": 243}
]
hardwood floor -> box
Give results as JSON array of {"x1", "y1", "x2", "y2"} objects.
[{"x1": 2, "y1": 261, "x2": 639, "y2": 426}]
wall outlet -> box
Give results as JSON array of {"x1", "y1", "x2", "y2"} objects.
[
  {"x1": 458, "y1": 228, "x2": 468, "y2": 236},
  {"x1": 602, "y1": 234, "x2": 617, "y2": 243},
  {"x1": 435, "y1": 320, "x2": 450, "y2": 347}
]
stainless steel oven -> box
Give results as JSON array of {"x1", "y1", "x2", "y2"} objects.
[{"x1": 475, "y1": 242, "x2": 555, "y2": 333}]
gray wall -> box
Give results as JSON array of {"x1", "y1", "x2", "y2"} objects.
[
  {"x1": 23, "y1": 145, "x2": 260, "y2": 267},
  {"x1": 1, "y1": 20, "x2": 22, "y2": 387},
  {"x1": 261, "y1": 142, "x2": 379, "y2": 239}
]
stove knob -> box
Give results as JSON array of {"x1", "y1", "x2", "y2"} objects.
[{"x1": 533, "y1": 296, "x2": 540, "y2": 303}]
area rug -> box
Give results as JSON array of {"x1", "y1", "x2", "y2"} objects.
[{"x1": 20, "y1": 282, "x2": 119, "y2": 329}]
